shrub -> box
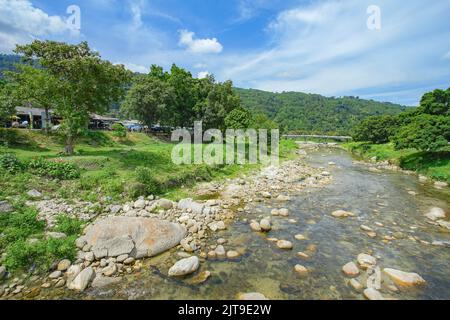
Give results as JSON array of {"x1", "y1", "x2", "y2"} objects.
[
  {"x1": 352, "y1": 115, "x2": 400, "y2": 144},
  {"x1": 0, "y1": 207, "x2": 45, "y2": 248},
  {"x1": 53, "y1": 215, "x2": 84, "y2": 236},
  {"x1": 393, "y1": 115, "x2": 450, "y2": 152},
  {"x1": 28, "y1": 158, "x2": 81, "y2": 180},
  {"x1": 134, "y1": 166, "x2": 163, "y2": 195},
  {"x1": 111, "y1": 123, "x2": 127, "y2": 138},
  {"x1": 0, "y1": 153, "x2": 26, "y2": 173},
  {"x1": 4, "y1": 236, "x2": 77, "y2": 272}
]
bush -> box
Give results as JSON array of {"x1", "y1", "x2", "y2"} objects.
[
  {"x1": 0, "y1": 153, "x2": 26, "y2": 173},
  {"x1": 352, "y1": 115, "x2": 400, "y2": 144},
  {"x1": 4, "y1": 236, "x2": 77, "y2": 272},
  {"x1": 53, "y1": 215, "x2": 84, "y2": 236},
  {"x1": 0, "y1": 207, "x2": 45, "y2": 248},
  {"x1": 111, "y1": 123, "x2": 127, "y2": 138},
  {"x1": 28, "y1": 158, "x2": 81, "y2": 180},
  {"x1": 134, "y1": 166, "x2": 163, "y2": 195},
  {"x1": 393, "y1": 115, "x2": 450, "y2": 152}
]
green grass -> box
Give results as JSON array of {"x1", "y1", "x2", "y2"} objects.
[
  {"x1": 0, "y1": 129, "x2": 298, "y2": 203},
  {"x1": 343, "y1": 142, "x2": 450, "y2": 182}
]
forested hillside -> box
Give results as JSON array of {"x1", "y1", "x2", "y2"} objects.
[
  {"x1": 235, "y1": 88, "x2": 410, "y2": 135},
  {"x1": 0, "y1": 54, "x2": 22, "y2": 78}
]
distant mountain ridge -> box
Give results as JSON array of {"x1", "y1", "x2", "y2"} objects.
[{"x1": 234, "y1": 87, "x2": 411, "y2": 135}]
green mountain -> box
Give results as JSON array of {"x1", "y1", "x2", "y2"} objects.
[
  {"x1": 235, "y1": 87, "x2": 411, "y2": 135},
  {"x1": 0, "y1": 54, "x2": 22, "y2": 78}
]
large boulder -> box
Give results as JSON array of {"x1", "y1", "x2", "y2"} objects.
[
  {"x1": 68, "y1": 267, "x2": 95, "y2": 291},
  {"x1": 82, "y1": 217, "x2": 186, "y2": 259}
]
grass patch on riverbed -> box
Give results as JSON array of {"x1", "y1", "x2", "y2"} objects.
[
  {"x1": 343, "y1": 142, "x2": 450, "y2": 182},
  {"x1": 0, "y1": 129, "x2": 298, "y2": 203}
]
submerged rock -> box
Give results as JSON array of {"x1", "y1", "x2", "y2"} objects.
[
  {"x1": 363, "y1": 288, "x2": 384, "y2": 300},
  {"x1": 357, "y1": 253, "x2": 376, "y2": 269},
  {"x1": 238, "y1": 292, "x2": 269, "y2": 300},
  {"x1": 276, "y1": 240, "x2": 293, "y2": 250},
  {"x1": 168, "y1": 256, "x2": 200, "y2": 277},
  {"x1": 383, "y1": 268, "x2": 426, "y2": 286},
  {"x1": 425, "y1": 207, "x2": 446, "y2": 221},
  {"x1": 342, "y1": 262, "x2": 359, "y2": 277},
  {"x1": 331, "y1": 210, "x2": 355, "y2": 218},
  {"x1": 259, "y1": 219, "x2": 272, "y2": 232}
]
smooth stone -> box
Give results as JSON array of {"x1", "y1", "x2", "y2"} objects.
[
  {"x1": 133, "y1": 199, "x2": 146, "y2": 209},
  {"x1": 215, "y1": 245, "x2": 226, "y2": 257},
  {"x1": 425, "y1": 207, "x2": 446, "y2": 221},
  {"x1": 294, "y1": 234, "x2": 307, "y2": 241},
  {"x1": 48, "y1": 270, "x2": 62, "y2": 279},
  {"x1": 342, "y1": 262, "x2": 360, "y2": 277},
  {"x1": 297, "y1": 252, "x2": 309, "y2": 259},
  {"x1": 279, "y1": 208, "x2": 289, "y2": 217},
  {"x1": 276, "y1": 240, "x2": 293, "y2": 250},
  {"x1": 349, "y1": 279, "x2": 363, "y2": 292},
  {"x1": 91, "y1": 275, "x2": 122, "y2": 288},
  {"x1": 250, "y1": 222, "x2": 261, "y2": 232},
  {"x1": 238, "y1": 292, "x2": 268, "y2": 300},
  {"x1": 294, "y1": 264, "x2": 308, "y2": 275},
  {"x1": 27, "y1": 189, "x2": 42, "y2": 198},
  {"x1": 226, "y1": 251, "x2": 240, "y2": 259},
  {"x1": 357, "y1": 253, "x2": 377, "y2": 269},
  {"x1": 331, "y1": 210, "x2": 355, "y2": 218},
  {"x1": 363, "y1": 288, "x2": 384, "y2": 300},
  {"x1": 68, "y1": 267, "x2": 95, "y2": 291},
  {"x1": 383, "y1": 268, "x2": 426, "y2": 286},
  {"x1": 259, "y1": 219, "x2": 272, "y2": 232},
  {"x1": 168, "y1": 256, "x2": 200, "y2": 277},
  {"x1": 157, "y1": 199, "x2": 173, "y2": 210},
  {"x1": 189, "y1": 271, "x2": 211, "y2": 285},
  {"x1": 57, "y1": 259, "x2": 71, "y2": 271}
]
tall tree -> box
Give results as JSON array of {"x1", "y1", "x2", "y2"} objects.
[
  {"x1": 418, "y1": 88, "x2": 449, "y2": 116},
  {"x1": 14, "y1": 41, "x2": 131, "y2": 154},
  {"x1": 121, "y1": 75, "x2": 175, "y2": 126}
]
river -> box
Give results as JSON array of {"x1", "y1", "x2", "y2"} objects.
[{"x1": 47, "y1": 147, "x2": 450, "y2": 300}]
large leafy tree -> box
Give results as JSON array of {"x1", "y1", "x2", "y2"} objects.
[
  {"x1": 0, "y1": 79, "x2": 18, "y2": 125},
  {"x1": 121, "y1": 75, "x2": 175, "y2": 126},
  {"x1": 224, "y1": 107, "x2": 252, "y2": 129},
  {"x1": 195, "y1": 80, "x2": 241, "y2": 130},
  {"x1": 393, "y1": 115, "x2": 450, "y2": 152},
  {"x1": 352, "y1": 115, "x2": 400, "y2": 144},
  {"x1": 418, "y1": 88, "x2": 449, "y2": 116},
  {"x1": 3, "y1": 65, "x2": 61, "y2": 132},
  {"x1": 13, "y1": 41, "x2": 131, "y2": 154},
  {"x1": 168, "y1": 64, "x2": 197, "y2": 127}
]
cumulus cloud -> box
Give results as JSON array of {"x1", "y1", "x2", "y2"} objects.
[
  {"x1": 115, "y1": 61, "x2": 148, "y2": 73},
  {"x1": 197, "y1": 71, "x2": 210, "y2": 79},
  {"x1": 0, "y1": 0, "x2": 76, "y2": 52},
  {"x1": 178, "y1": 29, "x2": 223, "y2": 54}
]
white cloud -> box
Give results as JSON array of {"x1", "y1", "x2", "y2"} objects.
[
  {"x1": 115, "y1": 61, "x2": 148, "y2": 73},
  {"x1": 197, "y1": 71, "x2": 210, "y2": 79},
  {"x1": 0, "y1": 0, "x2": 76, "y2": 52},
  {"x1": 178, "y1": 29, "x2": 223, "y2": 54}
]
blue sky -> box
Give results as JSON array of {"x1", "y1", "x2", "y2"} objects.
[{"x1": 1, "y1": 0, "x2": 450, "y2": 106}]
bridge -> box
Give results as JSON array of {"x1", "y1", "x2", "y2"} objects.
[{"x1": 282, "y1": 134, "x2": 353, "y2": 142}]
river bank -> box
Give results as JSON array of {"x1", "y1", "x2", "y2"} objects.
[
  {"x1": 342, "y1": 142, "x2": 450, "y2": 185},
  {"x1": 1, "y1": 144, "x2": 449, "y2": 300}
]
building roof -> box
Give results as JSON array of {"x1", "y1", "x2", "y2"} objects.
[{"x1": 16, "y1": 106, "x2": 54, "y2": 116}]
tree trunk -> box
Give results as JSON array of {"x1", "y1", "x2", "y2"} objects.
[
  {"x1": 65, "y1": 135, "x2": 75, "y2": 155},
  {"x1": 44, "y1": 107, "x2": 50, "y2": 134}
]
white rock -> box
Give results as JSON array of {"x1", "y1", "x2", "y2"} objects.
[
  {"x1": 68, "y1": 267, "x2": 95, "y2": 291},
  {"x1": 133, "y1": 199, "x2": 146, "y2": 209},
  {"x1": 342, "y1": 262, "x2": 359, "y2": 277},
  {"x1": 425, "y1": 207, "x2": 446, "y2": 221},
  {"x1": 383, "y1": 268, "x2": 426, "y2": 286},
  {"x1": 238, "y1": 292, "x2": 268, "y2": 300},
  {"x1": 357, "y1": 253, "x2": 376, "y2": 269},
  {"x1": 276, "y1": 240, "x2": 293, "y2": 250},
  {"x1": 259, "y1": 219, "x2": 272, "y2": 232},
  {"x1": 168, "y1": 256, "x2": 200, "y2": 277},
  {"x1": 364, "y1": 288, "x2": 384, "y2": 300}
]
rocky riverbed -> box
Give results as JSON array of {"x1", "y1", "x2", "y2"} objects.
[{"x1": 1, "y1": 145, "x2": 448, "y2": 300}]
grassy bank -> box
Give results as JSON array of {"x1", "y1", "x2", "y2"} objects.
[
  {"x1": 343, "y1": 142, "x2": 450, "y2": 182},
  {"x1": 0, "y1": 129, "x2": 298, "y2": 203}
]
